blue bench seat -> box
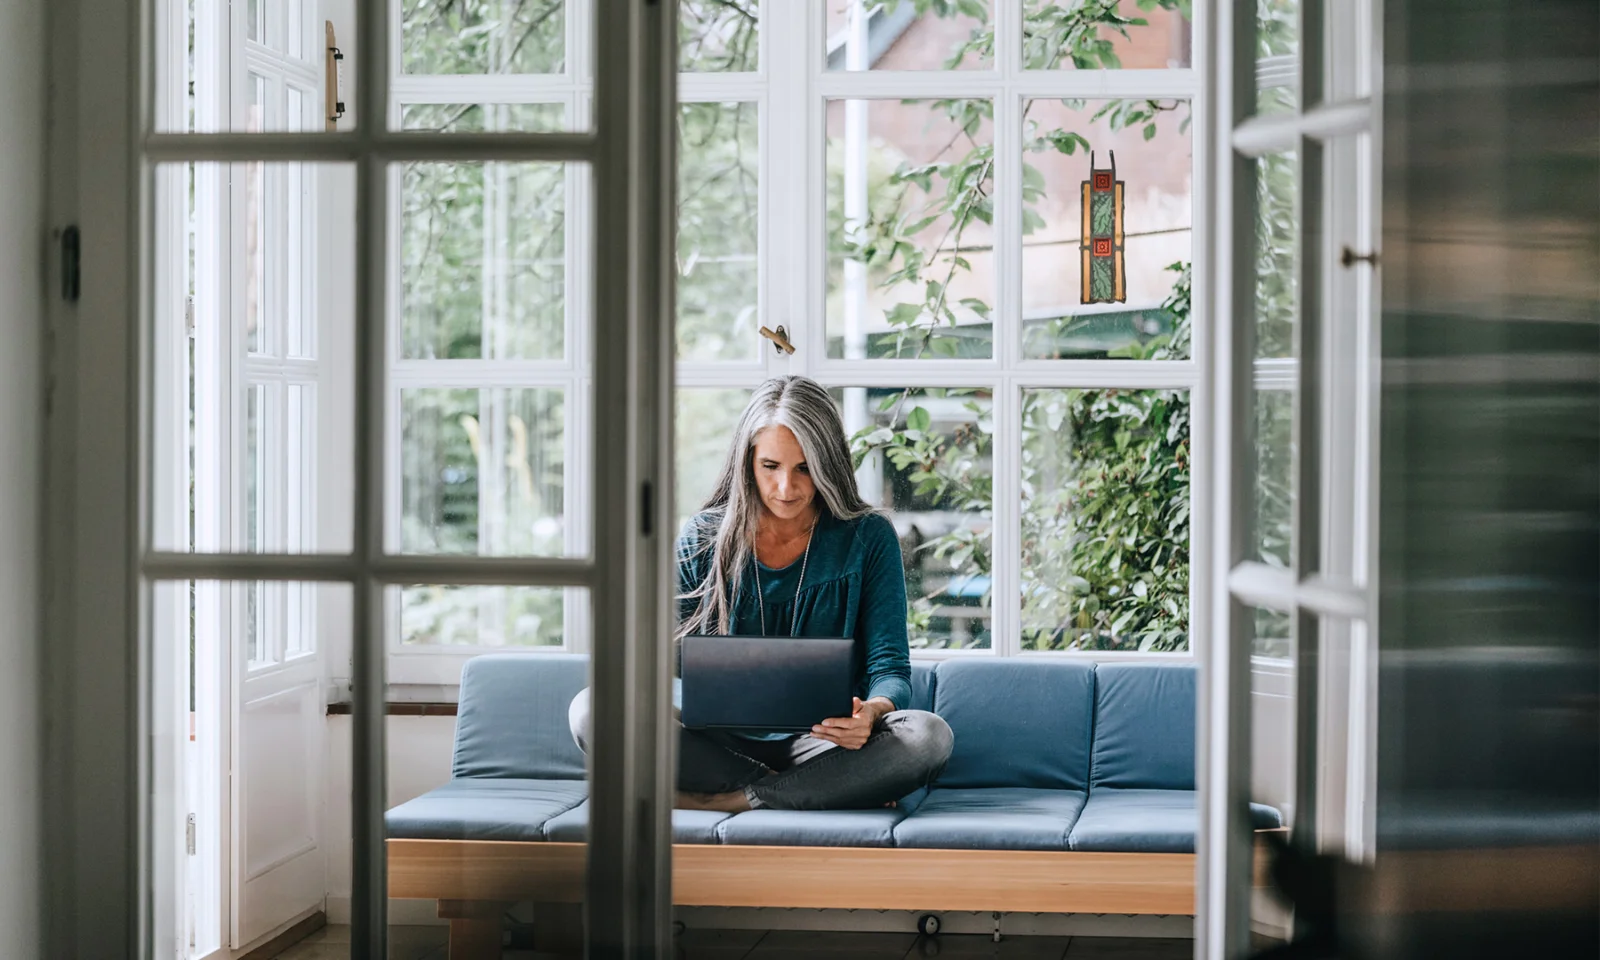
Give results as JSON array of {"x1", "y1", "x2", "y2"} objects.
[
  {"x1": 385, "y1": 654, "x2": 1282, "y2": 856},
  {"x1": 385, "y1": 779, "x2": 586, "y2": 843},
  {"x1": 541, "y1": 802, "x2": 730, "y2": 844}
]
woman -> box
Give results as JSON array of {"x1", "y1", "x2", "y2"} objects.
[{"x1": 569, "y1": 376, "x2": 953, "y2": 812}]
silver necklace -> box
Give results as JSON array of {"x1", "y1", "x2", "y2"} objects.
[{"x1": 753, "y1": 513, "x2": 818, "y2": 638}]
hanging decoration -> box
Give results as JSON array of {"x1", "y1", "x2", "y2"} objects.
[{"x1": 1080, "y1": 151, "x2": 1126, "y2": 304}]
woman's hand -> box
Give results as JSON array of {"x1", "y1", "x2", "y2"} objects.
[{"x1": 812, "y1": 697, "x2": 891, "y2": 750}]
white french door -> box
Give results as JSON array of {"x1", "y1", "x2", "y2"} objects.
[
  {"x1": 136, "y1": 0, "x2": 682, "y2": 957},
  {"x1": 1199, "y1": 0, "x2": 1382, "y2": 955}
]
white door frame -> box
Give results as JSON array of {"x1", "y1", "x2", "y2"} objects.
[{"x1": 1197, "y1": 1, "x2": 1383, "y2": 956}]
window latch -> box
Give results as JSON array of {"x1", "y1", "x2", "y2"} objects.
[
  {"x1": 1340, "y1": 246, "x2": 1379, "y2": 268},
  {"x1": 759, "y1": 325, "x2": 796, "y2": 355}
]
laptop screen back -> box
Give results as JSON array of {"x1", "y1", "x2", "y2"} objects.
[{"x1": 679, "y1": 636, "x2": 854, "y2": 732}]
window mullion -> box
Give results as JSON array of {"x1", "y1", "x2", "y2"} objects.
[
  {"x1": 993, "y1": 375, "x2": 1021, "y2": 656},
  {"x1": 990, "y1": 1, "x2": 1023, "y2": 658},
  {"x1": 766, "y1": 0, "x2": 809, "y2": 377}
]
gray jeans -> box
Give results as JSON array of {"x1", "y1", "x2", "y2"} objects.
[{"x1": 567, "y1": 688, "x2": 953, "y2": 811}]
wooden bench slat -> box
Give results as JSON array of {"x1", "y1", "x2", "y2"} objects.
[{"x1": 388, "y1": 839, "x2": 1198, "y2": 915}]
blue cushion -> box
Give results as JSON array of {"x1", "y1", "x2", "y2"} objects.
[
  {"x1": 931, "y1": 659, "x2": 1096, "y2": 790},
  {"x1": 892, "y1": 788, "x2": 1088, "y2": 851},
  {"x1": 1090, "y1": 662, "x2": 1195, "y2": 790},
  {"x1": 1067, "y1": 788, "x2": 1283, "y2": 853},
  {"x1": 716, "y1": 809, "x2": 905, "y2": 847},
  {"x1": 453, "y1": 653, "x2": 589, "y2": 781},
  {"x1": 908, "y1": 662, "x2": 936, "y2": 713},
  {"x1": 385, "y1": 779, "x2": 587, "y2": 841},
  {"x1": 542, "y1": 802, "x2": 729, "y2": 844}
]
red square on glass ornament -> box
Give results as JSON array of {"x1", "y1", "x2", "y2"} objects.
[
  {"x1": 1093, "y1": 172, "x2": 1113, "y2": 191},
  {"x1": 1092, "y1": 237, "x2": 1113, "y2": 256}
]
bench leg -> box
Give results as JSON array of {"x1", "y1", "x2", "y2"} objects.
[
  {"x1": 530, "y1": 901, "x2": 584, "y2": 956},
  {"x1": 438, "y1": 899, "x2": 506, "y2": 960}
]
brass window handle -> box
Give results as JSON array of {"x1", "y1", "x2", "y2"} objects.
[{"x1": 759, "y1": 325, "x2": 797, "y2": 354}]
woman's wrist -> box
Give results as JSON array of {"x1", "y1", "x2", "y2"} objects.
[{"x1": 863, "y1": 697, "x2": 895, "y2": 723}]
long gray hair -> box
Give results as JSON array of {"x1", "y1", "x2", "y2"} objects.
[{"x1": 678, "y1": 376, "x2": 874, "y2": 639}]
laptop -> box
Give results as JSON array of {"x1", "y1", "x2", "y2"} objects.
[{"x1": 679, "y1": 635, "x2": 855, "y2": 732}]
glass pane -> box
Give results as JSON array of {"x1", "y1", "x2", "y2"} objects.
[
  {"x1": 160, "y1": 2, "x2": 347, "y2": 132},
  {"x1": 1021, "y1": 98, "x2": 1193, "y2": 359},
  {"x1": 1020, "y1": 388, "x2": 1191, "y2": 651},
  {"x1": 289, "y1": 0, "x2": 305, "y2": 60},
  {"x1": 844, "y1": 387, "x2": 993, "y2": 650},
  {"x1": 1023, "y1": 0, "x2": 1193, "y2": 70},
  {"x1": 1255, "y1": 150, "x2": 1298, "y2": 359},
  {"x1": 385, "y1": 599, "x2": 594, "y2": 955},
  {"x1": 400, "y1": 161, "x2": 568, "y2": 360},
  {"x1": 245, "y1": 159, "x2": 267, "y2": 354},
  {"x1": 152, "y1": 163, "x2": 355, "y2": 555},
  {"x1": 402, "y1": 0, "x2": 566, "y2": 74},
  {"x1": 1253, "y1": 382, "x2": 1294, "y2": 568},
  {"x1": 1252, "y1": 149, "x2": 1298, "y2": 566},
  {"x1": 681, "y1": 0, "x2": 759, "y2": 72},
  {"x1": 152, "y1": 581, "x2": 346, "y2": 956},
  {"x1": 826, "y1": 99, "x2": 995, "y2": 360},
  {"x1": 1253, "y1": 605, "x2": 1293, "y2": 659},
  {"x1": 679, "y1": 102, "x2": 760, "y2": 362},
  {"x1": 400, "y1": 387, "x2": 569, "y2": 557},
  {"x1": 1256, "y1": 0, "x2": 1300, "y2": 115},
  {"x1": 400, "y1": 585, "x2": 570, "y2": 647},
  {"x1": 1249, "y1": 603, "x2": 1297, "y2": 946},
  {"x1": 825, "y1": 0, "x2": 992, "y2": 71},
  {"x1": 675, "y1": 388, "x2": 752, "y2": 531},
  {"x1": 399, "y1": 101, "x2": 569, "y2": 133},
  {"x1": 246, "y1": 385, "x2": 265, "y2": 553}
]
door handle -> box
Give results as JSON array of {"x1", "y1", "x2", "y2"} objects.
[{"x1": 759, "y1": 325, "x2": 796, "y2": 354}]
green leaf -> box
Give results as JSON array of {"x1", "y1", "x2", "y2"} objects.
[
  {"x1": 906, "y1": 406, "x2": 932, "y2": 433},
  {"x1": 1143, "y1": 123, "x2": 1157, "y2": 141},
  {"x1": 885, "y1": 302, "x2": 922, "y2": 327}
]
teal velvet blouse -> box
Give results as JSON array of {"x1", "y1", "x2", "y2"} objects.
[{"x1": 675, "y1": 509, "x2": 914, "y2": 722}]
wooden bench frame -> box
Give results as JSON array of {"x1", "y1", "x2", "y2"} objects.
[{"x1": 389, "y1": 836, "x2": 1283, "y2": 959}]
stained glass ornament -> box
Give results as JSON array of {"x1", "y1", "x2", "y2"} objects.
[{"x1": 1080, "y1": 151, "x2": 1126, "y2": 304}]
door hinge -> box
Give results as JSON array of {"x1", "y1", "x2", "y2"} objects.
[{"x1": 185, "y1": 813, "x2": 196, "y2": 856}]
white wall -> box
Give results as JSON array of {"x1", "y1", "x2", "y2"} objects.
[
  {"x1": 325, "y1": 715, "x2": 458, "y2": 922},
  {"x1": 0, "y1": 0, "x2": 47, "y2": 955}
]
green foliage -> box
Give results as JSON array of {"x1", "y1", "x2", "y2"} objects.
[
  {"x1": 850, "y1": 388, "x2": 995, "y2": 649},
  {"x1": 1020, "y1": 264, "x2": 1192, "y2": 652},
  {"x1": 1021, "y1": 0, "x2": 1189, "y2": 71},
  {"x1": 402, "y1": 0, "x2": 566, "y2": 75},
  {"x1": 679, "y1": 0, "x2": 758, "y2": 72},
  {"x1": 678, "y1": 101, "x2": 760, "y2": 360},
  {"x1": 830, "y1": 1, "x2": 1201, "y2": 650}
]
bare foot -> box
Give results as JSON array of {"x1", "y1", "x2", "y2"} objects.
[{"x1": 675, "y1": 790, "x2": 752, "y2": 814}]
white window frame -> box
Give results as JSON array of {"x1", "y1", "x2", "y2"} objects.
[
  {"x1": 384, "y1": 0, "x2": 1210, "y2": 683},
  {"x1": 382, "y1": 1, "x2": 600, "y2": 683}
]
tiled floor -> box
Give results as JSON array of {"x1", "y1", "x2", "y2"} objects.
[{"x1": 269, "y1": 924, "x2": 1194, "y2": 960}]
